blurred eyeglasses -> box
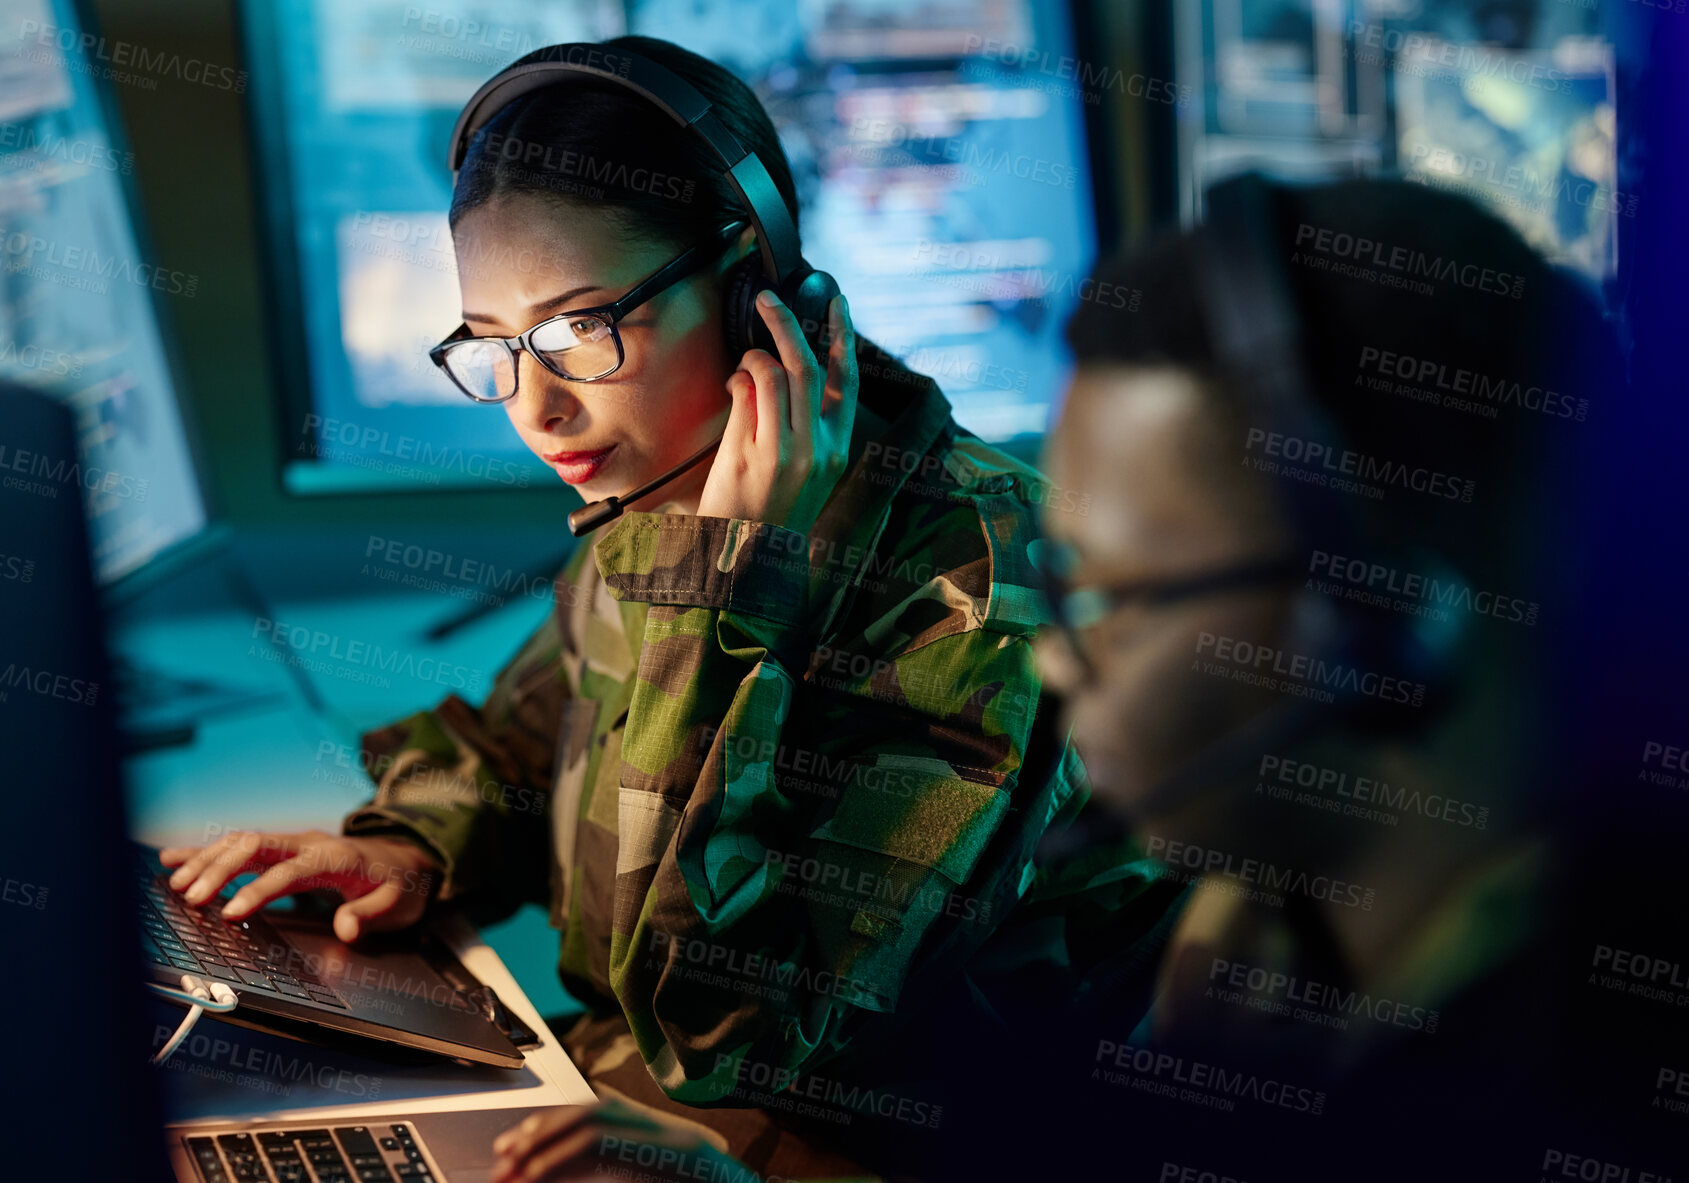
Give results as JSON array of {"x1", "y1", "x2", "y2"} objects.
[
  {"x1": 429, "y1": 220, "x2": 746, "y2": 403},
  {"x1": 1033, "y1": 538, "x2": 1305, "y2": 685}
]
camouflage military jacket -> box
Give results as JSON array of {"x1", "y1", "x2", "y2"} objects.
[{"x1": 345, "y1": 346, "x2": 1097, "y2": 1106}]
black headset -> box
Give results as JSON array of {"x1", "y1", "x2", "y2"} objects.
[
  {"x1": 1094, "y1": 173, "x2": 1468, "y2": 828},
  {"x1": 446, "y1": 42, "x2": 841, "y2": 366},
  {"x1": 1197, "y1": 172, "x2": 1464, "y2": 730}
]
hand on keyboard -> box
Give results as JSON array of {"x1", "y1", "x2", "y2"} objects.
[{"x1": 160, "y1": 830, "x2": 442, "y2": 943}]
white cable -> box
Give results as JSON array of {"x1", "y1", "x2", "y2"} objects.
[
  {"x1": 152, "y1": 1002, "x2": 204, "y2": 1066},
  {"x1": 149, "y1": 975, "x2": 239, "y2": 1066},
  {"x1": 148, "y1": 978, "x2": 240, "y2": 1012}
]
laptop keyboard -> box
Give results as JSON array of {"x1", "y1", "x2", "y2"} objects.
[
  {"x1": 186, "y1": 1123, "x2": 436, "y2": 1182},
  {"x1": 137, "y1": 857, "x2": 348, "y2": 1008}
]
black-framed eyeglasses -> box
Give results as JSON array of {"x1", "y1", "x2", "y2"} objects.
[
  {"x1": 1033, "y1": 537, "x2": 1304, "y2": 683},
  {"x1": 429, "y1": 220, "x2": 746, "y2": 404}
]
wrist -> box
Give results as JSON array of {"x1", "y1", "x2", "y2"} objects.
[{"x1": 356, "y1": 832, "x2": 443, "y2": 882}]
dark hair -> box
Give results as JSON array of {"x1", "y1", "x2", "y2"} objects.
[
  {"x1": 448, "y1": 36, "x2": 799, "y2": 250},
  {"x1": 1065, "y1": 178, "x2": 1612, "y2": 582}
]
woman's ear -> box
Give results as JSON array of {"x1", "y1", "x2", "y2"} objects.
[{"x1": 719, "y1": 225, "x2": 759, "y2": 279}]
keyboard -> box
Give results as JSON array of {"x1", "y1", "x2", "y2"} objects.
[
  {"x1": 185, "y1": 1123, "x2": 438, "y2": 1182},
  {"x1": 136, "y1": 856, "x2": 349, "y2": 1009}
]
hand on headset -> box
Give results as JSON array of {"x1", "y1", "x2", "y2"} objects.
[{"x1": 696, "y1": 289, "x2": 856, "y2": 539}]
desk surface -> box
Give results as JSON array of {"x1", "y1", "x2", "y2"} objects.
[
  {"x1": 119, "y1": 526, "x2": 595, "y2": 1124},
  {"x1": 119, "y1": 526, "x2": 583, "y2": 1022}
]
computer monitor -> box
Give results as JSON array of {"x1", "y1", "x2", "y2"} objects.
[
  {"x1": 0, "y1": 383, "x2": 173, "y2": 1180},
  {"x1": 1174, "y1": 0, "x2": 1389, "y2": 223},
  {"x1": 1172, "y1": 0, "x2": 1618, "y2": 284},
  {"x1": 0, "y1": 0, "x2": 218, "y2": 592},
  {"x1": 1395, "y1": 36, "x2": 1619, "y2": 282},
  {"x1": 655, "y1": 0, "x2": 1100, "y2": 445},
  {"x1": 242, "y1": 0, "x2": 1103, "y2": 490},
  {"x1": 240, "y1": 0, "x2": 626, "y2": 495}
]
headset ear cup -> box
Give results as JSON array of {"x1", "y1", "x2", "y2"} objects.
[
  {"x1": 723, "y1": 255, "x2": 768, "y2": 358},
  {"x1": 782, "y1": 267, "x2": 842, "y2": 362}
]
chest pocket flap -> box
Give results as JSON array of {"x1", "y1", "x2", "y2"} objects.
[{"x1": 809, "y1": 754, "x2": 1009, "y2": 886}]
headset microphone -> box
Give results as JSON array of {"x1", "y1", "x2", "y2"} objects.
[{"x1": 567, "y1": 435, "x2": 722, "y2": 537}]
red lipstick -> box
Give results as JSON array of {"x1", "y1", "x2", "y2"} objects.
[{"x1": 544, "y1": 444, "x2": 616, "y2": 485}]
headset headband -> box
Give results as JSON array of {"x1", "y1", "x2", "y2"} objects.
[
  {"x1": 1199, "y1": 174, "x2": 1314, "y2": 428},
  {"x1": 1197, "y1": 172, "x2": 1459, "y2": 705},
  {"x1": 1198, "y1": 172, "x2": 1358, "y2": 554},
  {"x1": 447, "y1": 43, "x2": 803, "y2": 286}
]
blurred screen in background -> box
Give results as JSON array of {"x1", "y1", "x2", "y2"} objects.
[
  {"x1": 0, "y1": 0, "x2": 211, "y2": 585},
  {"x1": 1177, "y1": 0, "x2": 1618, "y2": 283}
]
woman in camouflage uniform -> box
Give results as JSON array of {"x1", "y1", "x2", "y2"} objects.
[{"x1": 159, "y1": 36, "x2": 1141, "y2": 1182}]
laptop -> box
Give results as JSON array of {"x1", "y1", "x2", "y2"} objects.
[
  {"x1": 134, "y1": 844, "x2": 532, "y2": 1071},
  {"x1": 164, "y1": 1111, "x2": 556, "y2": 1183},
  {"x1": 0, "y1": 388, "x2": 571, "y2": 1182}
]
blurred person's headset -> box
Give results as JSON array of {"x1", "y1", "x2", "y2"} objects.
[
  {"x1": 1078, "y1": 173, "x2": 1473, "y2": 832},
  {"x1": 1191, "y1": 173, "x2": 1463, "y2": 736},
  {"x1": 446, "y1": 43, "x2": 840, "y2": 367}
]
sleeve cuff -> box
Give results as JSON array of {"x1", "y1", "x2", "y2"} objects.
[
  {"x1": 593, "y1": 512, "x2": 812, "y2": 622},
  {"x1": 342, "y1": 806, "x2": 464, "y2": 901}
]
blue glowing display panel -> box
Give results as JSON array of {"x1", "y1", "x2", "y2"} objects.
[{"x1": 0, "y1": 0, "x2": 211, "y2": 584}]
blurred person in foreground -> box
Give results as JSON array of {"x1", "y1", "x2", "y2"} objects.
[{"x1": 938, "y1": 174, "x2": 1631, "y2": 1181}]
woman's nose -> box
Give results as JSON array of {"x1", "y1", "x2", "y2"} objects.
[{"x1": 511, "y1": 351, "x2": 582, "y2": 432}]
